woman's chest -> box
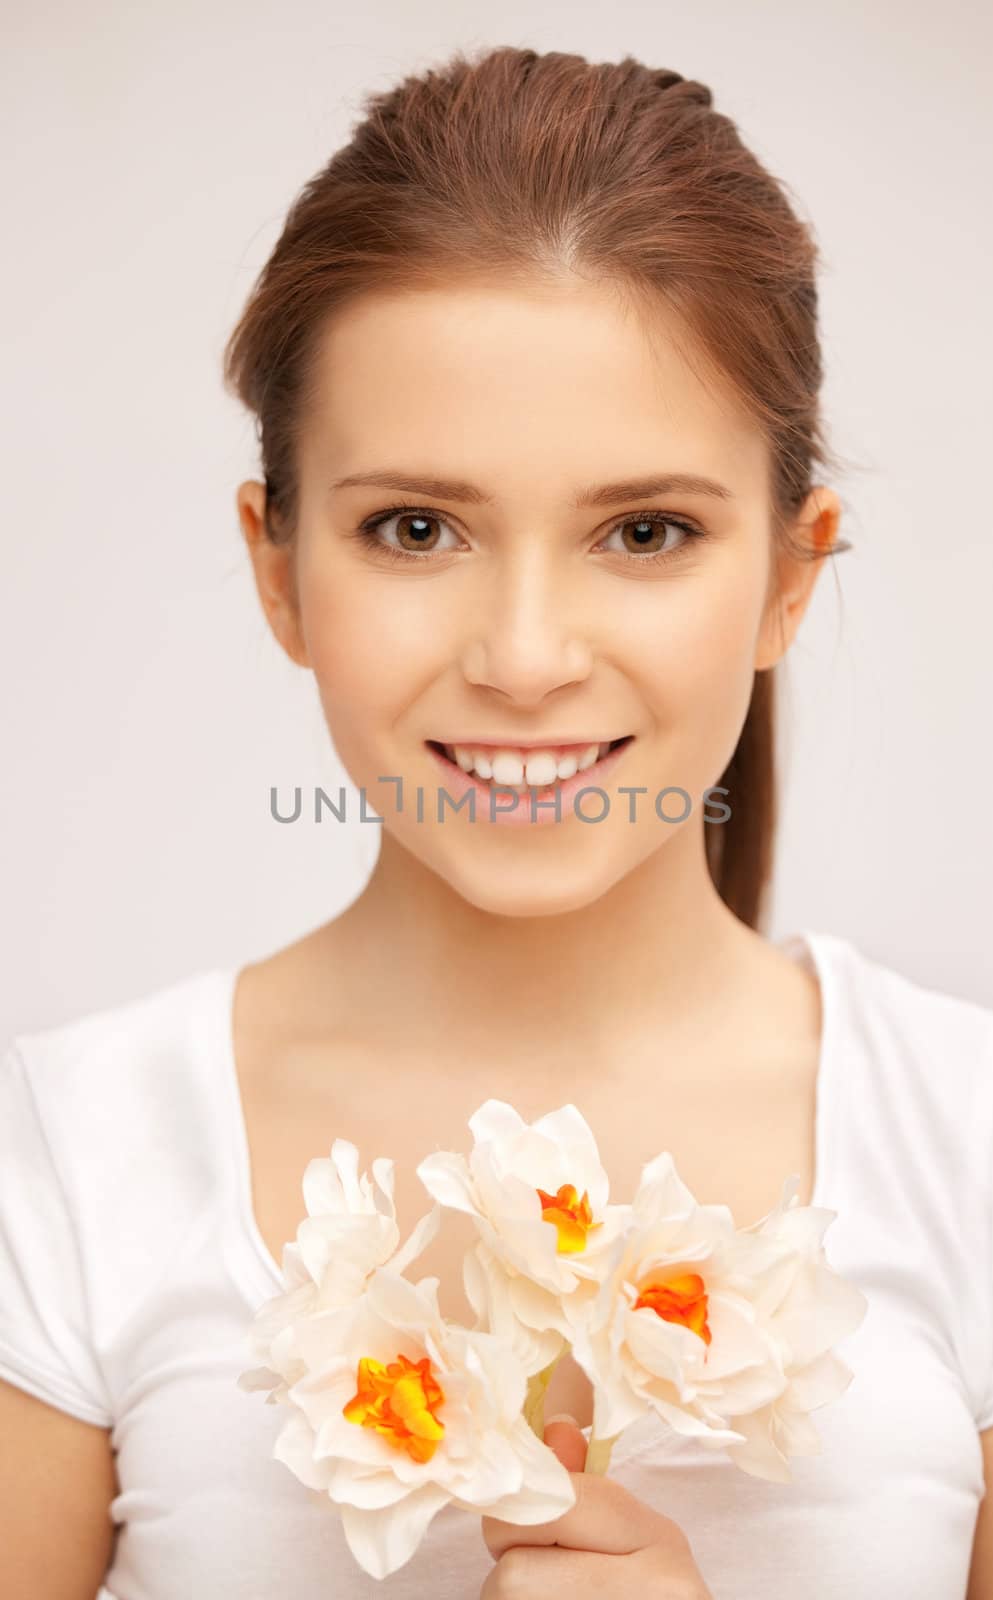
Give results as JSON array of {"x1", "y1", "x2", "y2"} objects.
[
  {"x1": 110, "y1": 1272, "x2": 985, "y2": 1600},
  {"x1": 234, "y1": 1029, "x2": 822, "y2": 1430}
]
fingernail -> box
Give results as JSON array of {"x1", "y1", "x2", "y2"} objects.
[{"x1": 545, "y1": 1412, "x2": 579, "y2": 1426}]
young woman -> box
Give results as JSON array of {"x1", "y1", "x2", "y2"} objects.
[{"x1": 2, "y1": 44, "x2": 991, "y2": 1600}]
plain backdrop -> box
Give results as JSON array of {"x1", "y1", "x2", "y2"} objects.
[{"x1": 2, "y1": 0, "x2": 991, "y2": 1045}]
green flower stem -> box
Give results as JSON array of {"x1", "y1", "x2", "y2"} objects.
[
  {"x1": 584, "y1": 1431, "x2": 621, "y2": 1475},
  {"x1": 523, "y1": 1351, "x2": 565, "y2": 1438}
]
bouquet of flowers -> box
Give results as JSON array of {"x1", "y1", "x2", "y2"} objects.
[{"x1": 238, "y1": 1100, "x2": 867, "y2": 1579}]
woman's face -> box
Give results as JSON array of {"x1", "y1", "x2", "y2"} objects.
[{"x1": 239, "y1": 277, "x2": 837, "y2": 916}]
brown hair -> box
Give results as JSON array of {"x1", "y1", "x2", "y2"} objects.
[{"x1": 223, "y1": 44, "x2": 853, "y2": 931}]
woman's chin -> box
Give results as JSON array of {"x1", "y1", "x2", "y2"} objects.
[{"x1": 410, "y1": 839, "x2": 630, "y2": 920}]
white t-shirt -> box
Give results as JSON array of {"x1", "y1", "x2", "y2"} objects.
[{"x1": 1, "y1": 929, "x2": 991, "y2": 1599}]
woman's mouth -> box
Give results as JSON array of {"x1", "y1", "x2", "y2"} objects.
[
  {"x1": 423, "y1": 736, "x2": 635, "y2": 826},
  {"x1": 428, "y1": 737, "x2": 632, "y2": 785}
]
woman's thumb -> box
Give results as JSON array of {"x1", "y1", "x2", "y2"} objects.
[{"x1": 543, "y1": 1412, "x2": 589, "y2": 1472}]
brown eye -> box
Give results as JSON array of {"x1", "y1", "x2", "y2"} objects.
[
  {"x1": 358, "y1": 508, "x2": 462, "y2": 559},
  {"x1": 605, "y1": 515, "x2": 692, "y2": 558},
  {"x1": 392, "y1": 513, "x2": 444, "y2": 552}
]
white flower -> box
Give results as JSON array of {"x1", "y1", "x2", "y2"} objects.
[
  {"x1": 571, "y1": 1152, "x2": 867, "y2": 1482},
  {"x1": 720, "y1": 1170, "x2": 869, "y2": 1481},
  {"x1": 238, "y1": 1109, "x2": 869, "y2": 1581},
  {"x1": 417, "y1": 1100, "x2": 630, "y2": 1373},
  {"x1": 238, "y1": 1138, "x2": 438, "y2": 1404},
  {"x1": 272, "y1": 1269, "x2": 577, "y2": 1579}
]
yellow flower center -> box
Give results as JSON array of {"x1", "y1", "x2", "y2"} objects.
[
  {"x1": 342, "y1": 1352, "x2": 446, "y2": 1463},
  {"x1": 632, "y1": 1270, "x2": 712, "y2": 1345},
  {"x1": 536, "y1": 1182, "x2": 601, "y2": 1254}
]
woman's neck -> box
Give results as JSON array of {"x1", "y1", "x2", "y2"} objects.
[{"x1": 305, "y1": 821, "x2": 773, "y2": 1078}]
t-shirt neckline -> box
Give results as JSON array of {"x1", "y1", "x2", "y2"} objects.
[{"x1": 206, "y1": 928, "x2": 841, "y2": 1332}]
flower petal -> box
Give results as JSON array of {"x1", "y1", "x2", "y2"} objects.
[
  {"x1": 447, "y1": 1427, "x2": 523, "y2": 1505},
  {"x1": 366, "y1": 1269, "x2": 441, "y2": 1333},
  {"x1": 339, "y1": 1484, "x2": 451, "y2": 1579},
  {"x1": 326, "y1": 1461, "x2": 413, "y2": 1508},
  {"x1": 475, "y1": 1419, "x2": 576, "y2": 1522},
  {"x1": 467, "y1": 1099, "x2": 527, "y2": 1145},
  {"x1": 390, "y1": 1205, "x2": 442, "y2": 1277},
  {"x1": 723, "y1": 1405, "x2": 793, "y2": 1482},
  {"x1": 635, "y1": 1149, "x2": 696, "y2": 1207},
  {"x1": 272, "y1": 1405, "x2": 332, "y2": 1491},
  {"x1": 415, "y1": 1151, "x2": 479, "y2": 1215}
]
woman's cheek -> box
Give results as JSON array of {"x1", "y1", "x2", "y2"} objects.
[
  {"x1": 629, "y1": 585, "x2": 765, "y2": 782},
  {"x1": 301, "y1": 586, "x2": 441, "y2": 790}
]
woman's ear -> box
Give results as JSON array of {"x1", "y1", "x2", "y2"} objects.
[
  {"x1": 754, "y1": 486, "x2": 841, "y2": 671},
  {"x1": 236, "y1": 480, "x2": 311, "y2": 669}
]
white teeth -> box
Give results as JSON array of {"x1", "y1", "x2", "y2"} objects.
[
  {"x1": 441, "y1": 740, "x2": 621, "y2": 786},
  {"x1": 521, "y1": 751, "x2": 557, "y2": 787},
  {"x1": 490, "y1": 751, "x2": 526, "y2": 786}
]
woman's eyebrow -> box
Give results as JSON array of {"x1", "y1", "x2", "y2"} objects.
[{"x1": 328, "y1": 469, "x2": 734, "y2": 506}]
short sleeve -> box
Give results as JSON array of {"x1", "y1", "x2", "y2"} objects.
[
  {"x1": 976, "y1": 1022, "x2": 993, "y2": 1434},
  {"x1": 0, "y1": 1039, "x2": 113, "y2": 1426}
]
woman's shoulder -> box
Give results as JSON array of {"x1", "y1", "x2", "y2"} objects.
[
  {"x1": 7, "y1": 964, "x2": 230, "y2": 1088},
  {"x1": 2, "y1": 965, "x2": 237, "y2": 1206},
  {"x1": 0, "y1": 966, "x2": 240, "y2": 1401},
  {"x1": 810, "y1": 928, "x2": 993, "y2": 1052},
  {"x1": 809, "y1": 928, "x2": 993, "y2": 1154},
  {"x1": 9, "y1": 964, "x2": 227, "y2": 1062}
]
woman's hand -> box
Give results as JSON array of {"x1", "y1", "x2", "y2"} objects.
[{"x1": 480, "y1": 1415, "x2": 713, "y2": 1598}]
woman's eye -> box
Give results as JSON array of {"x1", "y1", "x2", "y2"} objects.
[
  {"x1": 598, "y1": 514, "x2": 701, "y2": 561},
  {"x1": 357, "y1": 508, "x2": 461, "y2": 561}
]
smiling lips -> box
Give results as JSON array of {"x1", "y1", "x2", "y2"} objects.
[{"x1": 433, "y1": 738, "x2": 630, "y2": 790}]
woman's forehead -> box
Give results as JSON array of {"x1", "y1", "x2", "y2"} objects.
[{"x1": 304, "y1": 282, "x2": 767, "y2": 497}]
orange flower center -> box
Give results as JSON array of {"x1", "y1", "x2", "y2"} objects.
[
  {"x1": 342, "y1": 1352, "x2": 446, "y2": 1463},
  {"x1": 632, "y1": 1270, "x2": 712, "y2": 1345},
  {"x1": 536, "y1": 1182, "x2": 601, "y2": 1254}
]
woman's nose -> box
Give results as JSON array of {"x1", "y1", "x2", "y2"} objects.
[{"x1": 459, "y1": 567, "x2": 593, "y2": 705}]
